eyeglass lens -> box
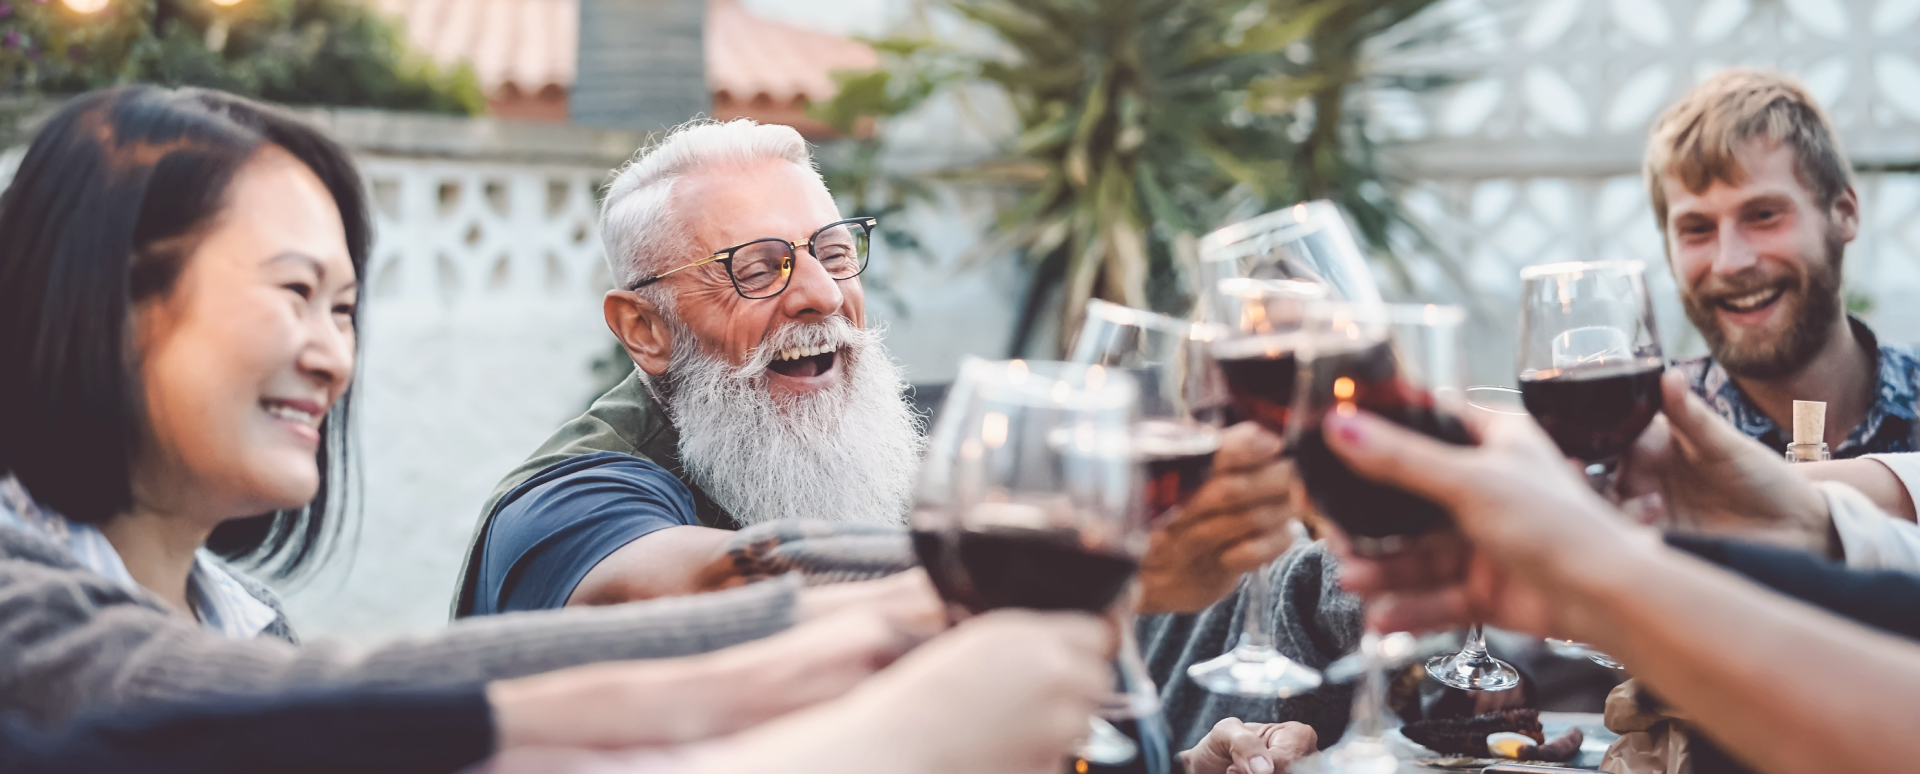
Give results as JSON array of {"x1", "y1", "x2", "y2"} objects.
[{"x1": 729, "y1": 221, "x2": 870, "y2": 298}]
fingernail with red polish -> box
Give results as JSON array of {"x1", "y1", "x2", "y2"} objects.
[{"x1": 1328, "y1": 412, "x2": 1366, "y2": 446}]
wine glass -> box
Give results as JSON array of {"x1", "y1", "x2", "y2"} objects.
[
  {"x1": 1288, "y1": 301, "x2": 1469, "y2": 555},
  {"x1": 1516, "y1": 260, "x2": 1664, "y2": 669},
  {"x1": 1070, "y1": 298, "x2": 1228, "y2": 528},
  {"x1": 1195, "y1": 200, "x2": 1383, "y2": 327},
  {"x1": 910, "y1": 358, "x2": 1148, "y2": 766},
  {"x1": 1292, "y1": 630, "x2": 1417, "y2": 774},
  {"x1": 1180, "y1": 279, "x2": 1328, "y2": 698},
  {"x1": 1421, "y1": 386, "x2": 1525, "y2": 692}
]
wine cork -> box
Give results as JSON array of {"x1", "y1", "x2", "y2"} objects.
[{"x1": 1793, "y1": 400, "x2": 1826, "y2": 445}]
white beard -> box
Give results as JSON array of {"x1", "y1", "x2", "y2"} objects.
[{"x1": 654, "y1": 316, "x2": 925, "y2": 528}]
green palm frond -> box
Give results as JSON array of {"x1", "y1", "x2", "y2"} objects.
[{"x1": 814, "y1": 0, "x2": 1449, "y2": 356}]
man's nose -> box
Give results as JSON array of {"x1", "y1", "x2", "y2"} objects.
[
  {"x1": 1712, "y1": 219, "x2": 1760, "y2": 275},
  {"x1": 778, "y1": 247, "x2": 845, "y2": 320}
]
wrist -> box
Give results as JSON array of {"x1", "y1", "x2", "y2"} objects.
[{"x1": 1538, "y1": 524, "x2": 1665, "y2": 642}]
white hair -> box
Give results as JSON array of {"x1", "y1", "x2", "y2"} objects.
[{"x1": 599, "y1": 118, "x2": 824, "y2": 300}]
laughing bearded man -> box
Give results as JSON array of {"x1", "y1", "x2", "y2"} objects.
[
  {"x1": 447, "y1": 119, "x2": 1363, "y2": 751},
  {"x1": 1651, "y1": 69, "x2": 1920, "y2": 460}
]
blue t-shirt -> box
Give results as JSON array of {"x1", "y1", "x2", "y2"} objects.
[{"x1": 471, "y1": 451, "x2": 702, "y2": 615}]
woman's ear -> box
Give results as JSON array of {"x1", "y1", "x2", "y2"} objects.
[{"x1": 603, "y1": 290, "x2": 673, "y2": 377}]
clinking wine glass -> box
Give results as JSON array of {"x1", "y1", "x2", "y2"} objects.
[
  {"x1": 909, "y1": 358, "x2": 1150, "y2": 766},
  {"x1": 1070, "y1": 298, "x2": 1228, "y2": 528},
  {"x1": 1183, "y1": 279, "x2": 1329, "y2": 698},
  {"x1": 1195, "y1": 201, "x2": 1384, "y2": 328},
  {"x1": 1420, "y1": 386, "x2": 1529, "y2": 692},
  {"x1": 1516, "y1": 260, "x2": 1665, "y2": 669}
]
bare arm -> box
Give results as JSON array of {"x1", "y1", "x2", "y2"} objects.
[
  {"x1": 1798, "y1": 458, "x2": 1919, "y2": 522},
  {"x1": 565, "y1": 526, "x2": 736, "y2": 606}
]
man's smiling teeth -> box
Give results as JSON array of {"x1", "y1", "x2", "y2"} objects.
[
  {"x1": 264, "y1": 402, "x2": 318, "y2": 426},
  {"x1": 775, "y1": 346, "x2": 834, "y2": 362},
  {"x1": 1720, "y1": 288, "x2": 1784, "y2": 313}
]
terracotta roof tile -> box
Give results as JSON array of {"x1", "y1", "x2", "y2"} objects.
[{"x1": 374, "y1": 0, "x2": 875, "y2": 104}]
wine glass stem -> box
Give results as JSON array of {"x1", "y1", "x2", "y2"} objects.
[
  {"x1": 1463, "y1": 623, "x2": 1492, "y2": 659},
  {"x1": 1349, "y1": 628, "x2": 1391, "y2": 740},
  {"x1": 1237, "y1": 559, "x2": 1276, "y2": 651}
]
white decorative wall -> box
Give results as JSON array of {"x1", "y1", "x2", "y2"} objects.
[{"x1": 1371, "y1": 0, "x2": 1920, "y2": 379}]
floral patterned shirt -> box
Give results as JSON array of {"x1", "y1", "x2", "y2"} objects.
[{"x1": 1676, "y1": 317, "x2": 1920, "y2": 459}]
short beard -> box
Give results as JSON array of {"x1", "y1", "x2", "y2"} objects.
[
  {"x1": 1682, "y1": 230, "x2": 1846, "y2": 379},
  {"x1": 652, "y1": 316, "x2": 925, "y2": 528}
]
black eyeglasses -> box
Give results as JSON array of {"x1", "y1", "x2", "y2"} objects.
[{"x1": 626, "y1": 217, "x2": 876, "y2": 299}]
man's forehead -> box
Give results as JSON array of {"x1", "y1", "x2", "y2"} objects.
[
  {"x1": 677, "y1": 160, "x2": 840, "y2": 250},
  {"x1": 1663, "y1": 140, "x2": 1810, "y2": 214}
]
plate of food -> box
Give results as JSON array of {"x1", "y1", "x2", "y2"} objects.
[{"x1": 1388, "y1": 709, "x2": 1617, "y2": 770}]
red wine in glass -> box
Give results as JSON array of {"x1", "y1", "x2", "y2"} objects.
[
  {"x1": 1133, "y1": 419, "x2": 1221, "y2": 528},
  {"x1": 1212, "y1": 334, "x2": 1305, "y2": 436},
  {"x1": 1293, "y1": 340, "x2": 1471, "y2": 550},
  {"x1": 910, "y1": 524, "x2": 1139, "y2": 615},
  {"x1": 1519, "y1": 359, "x2": 1664, "y2": 462}
]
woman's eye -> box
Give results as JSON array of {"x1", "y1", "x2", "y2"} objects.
[
  {"x1": 284, "y1": 282, "x2": 314, "y2": 299},
  {"x1": 332, "y1": 303, "x2": 356, "y2": 318}
]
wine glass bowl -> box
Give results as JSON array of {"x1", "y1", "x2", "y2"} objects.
[
  {"x1": 1288, "y1": 301, "x2": 1469, "y2": 556},
  {"x1": 1196, "y1": 201, "x2": 1384, "y2": 323},
  {"x1": 1070, "y1": 299, "x2": 1228, "y2": 528}
]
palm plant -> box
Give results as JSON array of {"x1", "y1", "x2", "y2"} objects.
[{"x1": 814, "y1": 0, "x2": 1446, "y2": 355}]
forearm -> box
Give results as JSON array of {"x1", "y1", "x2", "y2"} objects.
[
  {"x1": 568, "y1": 526, "x2": 737, "y2": 605},
  {"x1": 1557, "y1": 537, "x2": 1920, "y2": 774},
  {"x1": 1798, "y1": 458, "x2": 1917, "y2": 521}
]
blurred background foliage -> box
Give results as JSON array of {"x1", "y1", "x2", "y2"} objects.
[
  {"x1": 0, "y1": 0, "x2": 482, "y2": 121},
  {"x1": 813, "y1": 0, "x2": 1451, "y2": 356}
]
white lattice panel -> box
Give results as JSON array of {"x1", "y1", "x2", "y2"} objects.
[
  {"x1": 358, "y1": 157, "x2": 613, "y2": 307},
  {"x1": 1371, "y1": 0, "x2": 1920, "y2": 157}
]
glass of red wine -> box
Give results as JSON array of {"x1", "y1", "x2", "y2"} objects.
[
  {"x1": 1516, "y1": 260, "x2": 1664, "y2": 669},
  {"x1": 910, "y1": 357, "x2": 1148, "y2": 766},
  {"x1": 1182, "y1": 278, "x2": 1329, "y2": 698},
  {"x1": 1421, "y1": 386, "x2": 1526, "y2": 693},
  {"x1": 1069, "y1": 298, "x2": 1228, "y2": 529},
  {"x1": 1289, "y1": 301, "x2": 1470, "y2": 555}
]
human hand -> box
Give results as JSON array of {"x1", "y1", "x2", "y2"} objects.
[
  {"x1": 488, "y1": 600, "x2": 931, "y2": 750},
  {"x1": 1617, "y1": 370, "x2": 1834, "y2": 555},
  {"x1": 1180, "y1": 718, "x2": 1318, "y2": 774},
  {"x1": 796, "y1": 569, "x2": 948, "y2": 639},
  {"x1": 836, "y1": 610, "x2": 1114, "y2": 774},
  {"x1": 1319, "y1": 407, "x2": 1656, "y2": 639},
  {"x1": 1138, "y1": 422, "x2": 1302, "y2": 614}
]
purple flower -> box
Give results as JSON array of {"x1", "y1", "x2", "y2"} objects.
[
  {"x1": 2, "y1": 30, "x2": 17, "y2": 50},
  {"x1": 0, "y1": 6, "x2": 13, "y2": 19}
]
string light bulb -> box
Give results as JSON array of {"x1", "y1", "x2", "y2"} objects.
[
  {"x1": 208, "y1": 0, "x2": 245, "y2": 5},
  {"x1": 61, "y1": 0, "x2": 111, "y2": 13}
]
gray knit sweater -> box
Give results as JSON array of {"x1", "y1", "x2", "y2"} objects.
[{"x1": 0, "y1": 523, "x2": 798, "y2": 725}]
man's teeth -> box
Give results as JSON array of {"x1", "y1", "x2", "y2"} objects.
[
  {"x1": 1720, "y1": 288, "x2": 1782, "y2": 313},
  {"x1": 775, "y1": 346, "x2": 835, "y2": 362},
  {"x1": 265, "y1": 404, "x2": 317, "y2": 425}
]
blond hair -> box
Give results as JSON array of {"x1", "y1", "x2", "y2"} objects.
[{"x1": 1644, "y1": 68, "x2": 1853, "y2": 231}]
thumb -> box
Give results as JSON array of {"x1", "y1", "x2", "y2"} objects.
[
  {"x1": 1658, "y1": 368, "x2": 1725, "y2": 451},
  {"x1": 1322, "y1": 409, "x2": 1477, "y2": 509}
]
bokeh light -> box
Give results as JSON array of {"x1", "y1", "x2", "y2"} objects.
[{"x1": 61, "y1": 0, "x2": 111, "y2": 13}]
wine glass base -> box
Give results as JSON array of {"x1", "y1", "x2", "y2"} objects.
[
  {"x1": 1424, "y1": 650, "x2": 1521, "y2": 692},
  {"x1": 1185, "y1": 644, "x2": 1324, "y2": 698},
  {"x1": 1545, "y1": 638, "x2": 1625, "y2": 669},
  {"x1": 1076, "y1": 717, "x2": 1139, "y2": 766}
]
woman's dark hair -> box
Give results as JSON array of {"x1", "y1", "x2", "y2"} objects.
[{"x1": 0, "y1": 86, "x2": 369, "y2": 577}]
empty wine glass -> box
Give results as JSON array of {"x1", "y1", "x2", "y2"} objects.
[
  {"x1": 1420, "y1": 386, "x2": 1525, "y2": 692},
  {"x1": 1515, "y1": 260, "x2": 1663, "y2": 670},
  {"x1": 1182, "y1": 279, "x2": 1328, "y2": 698},
  {"x1": 910, "y1": 358, "x2": 1148, "y2": 765}
]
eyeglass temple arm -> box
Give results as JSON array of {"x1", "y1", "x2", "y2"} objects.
[{"x1": 625, "y1": 253, "x2": 728, "y2": 291}]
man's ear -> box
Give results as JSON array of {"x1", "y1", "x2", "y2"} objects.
[
  {"x1": 1830, "y1": 185, "x2": 1861, "y2": 244},
  {"x1": 604, "y1": 289, "x2": 673, "y2": 377}
]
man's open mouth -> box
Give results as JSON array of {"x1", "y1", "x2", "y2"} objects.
[
  {"x1": 1716, "y1": 286, "x2": 1786, "y2": 315},
  {"x1": 767, "y1": 346, "x2": 839, "y2": 378}
]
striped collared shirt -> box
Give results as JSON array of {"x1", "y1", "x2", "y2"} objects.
[{"x1": 0, "y1": 475, "x2": 278, "y2": 640}]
